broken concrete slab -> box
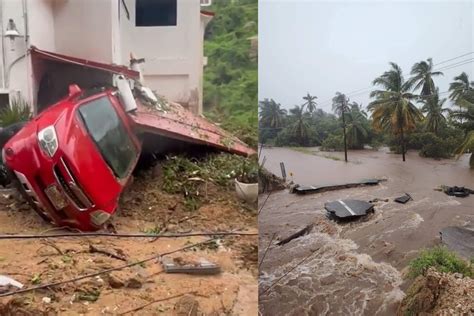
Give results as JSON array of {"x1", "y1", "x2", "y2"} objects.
[
  {"x1": 440, "y1": 226, "x2": 474, "y2": 259},
  {"x1": 162, "y1": 257, "x2": 221, "y2": 275},
  {"x1": 394, "y1": 193, "x2": 412, "y2": 204},
  {"x1": 293, "y1": 179, "x2": 384, "y2": 195},
  {"x1": 325, "y1": 200, "x2": 374, "y2": 220}
]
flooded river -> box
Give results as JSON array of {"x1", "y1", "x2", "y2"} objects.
[{"x1": 259, "y1": 147, "x2": 474, "y2": 315}]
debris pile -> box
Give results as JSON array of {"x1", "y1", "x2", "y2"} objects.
[{"x1": 398, "y1": 268, "x2": 474, "y2": 315}]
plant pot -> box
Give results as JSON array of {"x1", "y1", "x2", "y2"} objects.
[{"x1": 234, "y1": 178, "x2": 258, "y2": 204}]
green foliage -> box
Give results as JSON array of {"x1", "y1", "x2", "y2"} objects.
[
  {"x1": 0, "y1": 97, "x2": 31, "y2": 127},
  {"x1": 203, "y1": 0, "x2": 257, "y2": 148},
  {"x1": 161, "y1": 153, "x2": 257, "y2": 211},
  {"x1": 321, "y1": 134, "x2": 344, "y2": 151},
  {"x1": 408, "y1": 246, "x2": 473, "y2": 278}
]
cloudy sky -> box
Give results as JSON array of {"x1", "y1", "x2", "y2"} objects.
[{"x1": 259, "y1": 0, "x2": 474, "y2": 113}]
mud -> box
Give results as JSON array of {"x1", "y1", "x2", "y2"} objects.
[
  {"x1": 0, "y1": 169, "x2": 257, "y2": 315},
  {"x1": 259, "y1": 147, "x2": 474, "y2": 315}
]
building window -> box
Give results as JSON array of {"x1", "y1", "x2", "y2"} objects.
[{"x1": 136, "y1": 0, "x2": 177, "y2": 27}]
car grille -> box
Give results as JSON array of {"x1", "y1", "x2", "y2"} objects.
[{"x1": 53, "y1": 158, "x2": 93, "y2": 211}]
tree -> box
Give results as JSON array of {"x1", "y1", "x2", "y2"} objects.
[
  {"x1": 449, "y1": 72, "x2": 473, "y2": 114},
  {"x1": 288, "y1": 105, "x2": 311, "y2": 145},
  {"x1": 408, "y1": 58, "x2": 443, "y2": 96},
  {"x1": 368, "y1": 62, "x2": 424, "y2": 161},
  {"x1": 451, "y1": 89, "x2": 474, "y2": 168},
  {"x1": 421, "y1": 88, "x2": 447, "y2": 135},
  {"x1": 259, "y1": 98, "x2": 287, "y2": 128},
  {"x1": 301, "y1": 93, "x2": 317, "y2": 113},
  {"x1": 345, "y1": 102, "x2": 370, "y2": 149},
  {"x1": 332, "y1": 92, "x2": 350, "y2": 162}
]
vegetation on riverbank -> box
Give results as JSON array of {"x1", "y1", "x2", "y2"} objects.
[{"x1": 259, "y1": 59, "x2": 474, "y2": 167}]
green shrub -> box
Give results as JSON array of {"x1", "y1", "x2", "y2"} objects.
[
  {"x1": 321, "y1": 134, "x2": 344, "y2": 151},
  {"x1": 408, "y1": 246, "x2": 473, "y2": 278},
  {"x1": 0, "y1": 97, "x2": 31, "y2": 127},
  {"x1": 419, "y1": 135, "x2": 453, "y2": 159},
  {"x1": 161, "y1": 153, "x2": 257, "y2": 211}
]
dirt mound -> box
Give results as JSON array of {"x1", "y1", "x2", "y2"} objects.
[{"x1": 398, "y1": 268, "x2": 474, "y2": 315}]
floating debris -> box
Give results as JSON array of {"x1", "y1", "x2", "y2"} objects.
[
  {"x1": 293, "y1": 179, "x2": 384, "y2": 195},
  {"x1": 437, "y1": 186, "x2": 474, "y2": 198},
  {"x1": 325, "y1": 199, "x2": 374, "y2": 221},
  {"x1": 394, "y1": 193, "x2": 412, "y2": 204}
]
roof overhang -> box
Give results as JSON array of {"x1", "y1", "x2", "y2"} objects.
[{"x1": 30, "y1": 46, "x2": 140, "y2": 79}]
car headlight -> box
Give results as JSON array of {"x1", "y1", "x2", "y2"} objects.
[{"x1": 38, "y1": 126, "x2": 58, "y2": 157}]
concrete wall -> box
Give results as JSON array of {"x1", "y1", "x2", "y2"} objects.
[
  {"x1": 120, "y1": 0, "x2": 204, "y2": 113},
  {"x1": 52, "y1": 0, "x2": 114, "y2": 63}
]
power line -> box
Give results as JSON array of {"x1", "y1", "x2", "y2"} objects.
[
  {"x1": 434, "y1": 52, "x2": 474, "y2": 66},
  {"x1": 435, "y1": 58, "x2": 474, "y2": 72}
]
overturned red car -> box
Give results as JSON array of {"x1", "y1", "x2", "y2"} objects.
[{"x1": 1, "y1": 48, "x2": 254, "y2": 231}]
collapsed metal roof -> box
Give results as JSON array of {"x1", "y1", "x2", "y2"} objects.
[{"x1": 30, "y1": 47, "x2": 255, "y2": 157}]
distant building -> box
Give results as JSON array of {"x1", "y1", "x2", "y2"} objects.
[{"x1": 0, "y1": 0, "x2": 213, "y2": 114}]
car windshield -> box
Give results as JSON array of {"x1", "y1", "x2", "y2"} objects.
[{"x1": 77, "y1": 96, "x2": 137, "y2": 179}]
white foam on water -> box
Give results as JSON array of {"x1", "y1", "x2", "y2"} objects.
[{"x1": 260, "y1": 230, "x2": 404, "y2": 316}]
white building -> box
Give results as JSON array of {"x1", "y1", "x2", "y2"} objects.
[{"x1": 0, "y1": 0, "x2": 213, "y2": 114}]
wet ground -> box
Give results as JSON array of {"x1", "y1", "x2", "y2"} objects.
[
  {"x1": 0, "y1": 170, "x2": 257, "y2": 315},
  {"x1": 259, "y1": 147, "x2": 474, "y2": 316}
]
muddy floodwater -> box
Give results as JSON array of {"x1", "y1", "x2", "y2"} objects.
[{"x1": 258, "y1": 147, "x2": 474, "y2": 316}]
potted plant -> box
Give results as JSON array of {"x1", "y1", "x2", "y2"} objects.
[{"x1": 234, "y1": 160, "x2": 258, "y2": 204}]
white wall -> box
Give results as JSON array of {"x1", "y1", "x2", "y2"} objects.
[
  {"x1": 52, "y1": 0, "x2": 114, "y2": 63},
  {"x1": 120, "y1": 0, "x2": 204, "y2": 113}
]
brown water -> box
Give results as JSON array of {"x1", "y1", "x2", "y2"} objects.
[{"x1": 259, "y1": 147, "x2": 474, "y2": 316}]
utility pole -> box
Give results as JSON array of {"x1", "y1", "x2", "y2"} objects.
[{"x1": 342, "y1": 98, "x2": 348, "y2": 162}]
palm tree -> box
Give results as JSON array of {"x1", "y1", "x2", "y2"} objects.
[
  {"x1": 449, "y1": 72, "x2": 473, "y2": 114},
  {"x1": 451, "y1": 89, "x2": 474, "y2": 168},
  {"x1": 289, "y1": 105, "x2": 310, "y2": 145},
  {"x1": 421, "y1": 88, "x2": 447, "y2": 135},
  {"x1": 259, "y1": 98, "x2": 287, "y2": 128},
  {"x1": 345, "y1": 102, "x2": 370, "y2": 149},
  {"x1": 332, "y1": 92, "x2": 350, "y2": 162},
  {"x1": 302, "y1": 93, "x2": 317, "y2": 113},
  {"x1": 408, "y1": 58, "x2": 443, "y2": 96},
  {"x1": 368, "y1": 62, "x2": 424, "y2": 161}
]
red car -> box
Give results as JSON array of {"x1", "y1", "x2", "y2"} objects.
[{"x1": 2, "y1": 85, "x2": 141, "y2": 231}]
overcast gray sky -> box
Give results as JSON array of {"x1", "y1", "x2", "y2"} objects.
[{"x1": 259, "y1": 0, "x2": 474, "y2": 113}]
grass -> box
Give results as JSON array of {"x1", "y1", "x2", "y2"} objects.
[
  {"x1": 0, "y1": 97, "x2": 31, "y2": 127},
  {"x1": 408, "y1": 246, "x2": 473, "y2": 278}
]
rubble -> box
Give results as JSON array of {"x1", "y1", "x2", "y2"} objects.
[{"x1": 398, "y1": 268, "x2": 474, "y2": 315}]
